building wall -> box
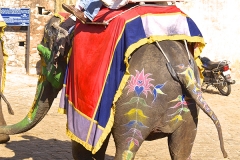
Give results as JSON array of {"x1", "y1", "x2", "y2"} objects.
[
  {"x1": 178, "y1": 0, "x2": 240, "y2": 79},
  {"x1": 0, "y1": 0, "x2": 76, "y2": 74},
  {"x1": 1, "y1": 0, "x2": 240, "y2": 79}
]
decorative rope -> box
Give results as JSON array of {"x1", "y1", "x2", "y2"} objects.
[{"x1": 155, "y1": 41, "x2": 170, "y2": 62}]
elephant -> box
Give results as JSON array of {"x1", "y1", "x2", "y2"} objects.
[
  {"x1": 70, "y1": 41, "x2": 228, "y2": 160},
  {"x1": 0, "y1": 12, "x2": 228, "y2": 160}
]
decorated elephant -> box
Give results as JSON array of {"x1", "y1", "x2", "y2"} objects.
[{"x1": 0, "y1": 4, "x2": 228, "y2": 160}]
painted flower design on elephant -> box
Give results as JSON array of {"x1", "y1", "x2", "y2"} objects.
[
  {"x1": 152, "y1": 82, "x2": 166, "y2": 102},
  {"x1": 126, "y1": 69, "x2": 166, "y2": 101},
  {"x1": 122, "y1": 69, "x2": 167, "y2": 156},
  {"x1": 177, "y1": 65, "x2": 203, "y2": 92},
  {"x1": 177, "y1": 64, "x2": 203, "y2": 101},
  {"x1": 124, "y1": 109, "x2": 149, "y2": 124},
  {"x1": 179, "y1": 66, "x2": 197, "y2": 88},
  {"x1": 126, "y1": 69, "x2": 154, "y2": 97},
  {"x1": 168, "y1": 94, "x2": 192, "y2": 122}
]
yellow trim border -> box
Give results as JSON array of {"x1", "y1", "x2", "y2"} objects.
[{"x1": 58, "y1": 16, "x2": 205, "y2": 154}]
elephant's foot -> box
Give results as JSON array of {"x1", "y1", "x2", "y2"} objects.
[{"x1": 0, "y1": 133, "x2": 10, "y2": 143}]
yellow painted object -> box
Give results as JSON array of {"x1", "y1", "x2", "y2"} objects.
[
  {"x1": 0, "y1": 15, "x2": 8, "y2": 92},
  {"x1": 54, "y1": 0, "x2": 77, "y2": 13}
]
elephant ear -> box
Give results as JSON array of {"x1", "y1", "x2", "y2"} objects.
[
  {"x1": 41, "y1": 14, "x2": 73, "y2": 57},
  {"x1": 37, "y1": 14, "x2": 74, "y2": 90},
  {"x1": 42, "y1": 15, "x2": 62, "y2": 49},
  {"x1": 37, "y1": 44, "x2": 65, "y2": 90}
]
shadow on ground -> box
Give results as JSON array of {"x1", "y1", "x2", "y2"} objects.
[{"x1": 0, "y1": 135, "x2": 114, "y2": 160}]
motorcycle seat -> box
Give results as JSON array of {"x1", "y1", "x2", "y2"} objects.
[{"x1": 201, "y1": 57, "x2": 226, "y2": 70}]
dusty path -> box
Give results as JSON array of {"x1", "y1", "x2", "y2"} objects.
[{"x1": 0, "y1": 72, "x2": 239, "y2": 160}]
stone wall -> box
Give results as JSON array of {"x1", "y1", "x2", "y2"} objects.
[
  {"x1": 0, "y1": 0, "x2": 76, "y2": 74},
  {"x1": 1, "y1": 0, "x2": 240, "y2": 80}
]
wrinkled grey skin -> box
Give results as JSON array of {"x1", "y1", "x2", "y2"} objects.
[
  {"x1": 113, "y1": 41, "x2": 227, "y2": 159},
  {"x1": 71, "y1": 41, "x2": 227, "y2": 160},
  {"x1": 0, "y1": 15, "x2": 227, "y2": 160}
]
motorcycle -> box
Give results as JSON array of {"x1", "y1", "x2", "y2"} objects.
[{"x1": 200, "y1": 56, "x2": 236, "y2": 96}]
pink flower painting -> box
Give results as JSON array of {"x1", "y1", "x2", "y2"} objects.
[{"x1": 126, "y1": 69, "x2": 154, "y2": 97}]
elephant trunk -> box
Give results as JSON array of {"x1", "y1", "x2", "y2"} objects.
[
  {"x1": 178, "y1": 71, "x2": 228, "y2": 158},
  {"x1": 0, "y1": 79, "x2": 56, "y2": 135}
]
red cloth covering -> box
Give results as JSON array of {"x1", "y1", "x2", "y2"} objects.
[
  {"x1": 59, "y1": 5, "x2": 205, "y2": 153},
  {"x1": 67, "y1": 5, "x2": 182, "y2": 117}
]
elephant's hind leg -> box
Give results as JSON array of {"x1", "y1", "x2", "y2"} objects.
[{"x1": 167, "y1": 116, "x2": 197, "y2": 160}]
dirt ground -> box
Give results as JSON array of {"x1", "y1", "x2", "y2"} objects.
[{"x1": 0, "y1": 72, "x2": 239, "y2": 160}]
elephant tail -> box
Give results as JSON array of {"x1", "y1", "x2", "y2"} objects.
[{"x1": 177, "y1": 68, "x2": 228, "y2": 158}]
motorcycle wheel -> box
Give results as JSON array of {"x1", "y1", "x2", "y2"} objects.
[{"x1": 217, "y1": 75, "x2": 231, "y2": 96}]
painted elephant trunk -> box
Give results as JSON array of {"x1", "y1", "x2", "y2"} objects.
[
  {"x1": 0, "y1": 79, "x2": 56, "y2": 135},
  {"x1": 0, "y1": 14, "x2": 68, "y2": 135},
  {"x1": 178, "y1": 71, "x2": 228, "y2": 158}
]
